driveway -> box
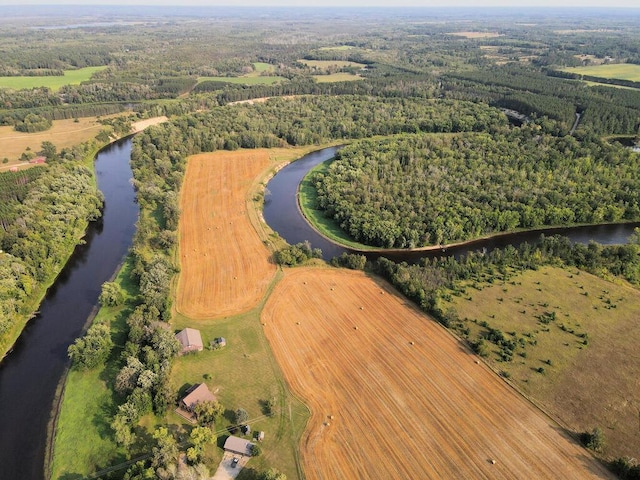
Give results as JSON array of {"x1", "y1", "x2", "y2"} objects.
[{"x1": 211, "y1": 452, "x2": 249, "y2": 480}]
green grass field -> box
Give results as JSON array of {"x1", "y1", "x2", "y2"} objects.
[
  {"x1": 0, "y1": 66, "x2": 106, "y2": 91},
  {"x1": 443, "y1": 265, "x2": 640, "y2": 458},
  {"x1": 50, "y1": 258, "x2": 138, "y2": 479},
  {"x1": 562, "y1": 63, "x2": 640, "y2": 82}
]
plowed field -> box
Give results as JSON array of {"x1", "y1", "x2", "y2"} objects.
[
  {"x1": 177, "y1": 150, "x2": 276, "y2": 318},
  {"x1": 262, "y1": 268, "x2": 613, "y2": 480}
]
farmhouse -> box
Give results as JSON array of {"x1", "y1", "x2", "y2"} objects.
[
  {"x1": 175, "y1": 327, "x2": 203, "y2": 354},
  {"x1": 29, "y1": 156, "x2": 46, "y2": 164},
  {"x1": 224, "y1": 435, "x2": 255, "y2": 456},
  {"x1": 180, "y1": 383, "x2": 216, "y2": 411}
]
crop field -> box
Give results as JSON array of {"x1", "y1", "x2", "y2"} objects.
[
  {"x1": 0, "y1": 66, "x2": 106, "y2": 91},
  {"x1": 313, "y1": 73, "x2": 363, "y2": 83},
  {"x1": 0, "y1": 116, "x2": 114, "y2": 168},
  {"x1": 176, "y1": 149, "x2": 302, "y2": 319},
  {"x1": 444, "y1": 265, "x2": 640, "y2": 459},
  {"x1": 562, "y1": 63, "x2": 640, "y2": 81},
  {"x1": 261, "y1": 267, "x2": 613, "y2": 480}
]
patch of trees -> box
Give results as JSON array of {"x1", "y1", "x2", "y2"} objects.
[
  {"x1": 133, "y1": 96, "x2": 505, "y2": 163},
  {"x1": 14, "y1": 113, "x2": 52, "y2": 132},
  {"x1": 274, "y1": 242, "x2": 322, "y2": 266},
  {"x1": 0, "y1": 162, "x2": 102, "y2": 347},
  {"x1": 312, "y1": 130, "x2": 640, "y2": 248},
  {"x1": 68, "y1": 323, "x2": 112, "y2": 370}
]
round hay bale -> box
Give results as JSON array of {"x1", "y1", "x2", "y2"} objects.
[
  {"x1": 296, "y1": 321, "x2": 300, "y2": 325},
  {"x1": 359, "y1": 306, "x2": 364, "y2": 310},
  {"x1": 410, "y1": 341, "x2": 415, "y2": 345},
  {"x1": 354, "y1": 326, "x2": 358, "y2": 330}
]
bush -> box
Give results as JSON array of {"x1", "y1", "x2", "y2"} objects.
[
  {"x1": 99, "y1": 281, "x2": 124, "y2": 307},
  {"x1": 274, "y1": 241, "x2": 322, "y2": 266},
  {"x1": 68, "y1": 323, "x2": 113, "y2": 370},
  {"x1": 330, "y1": 252, "x2": 367, "y2": 270},
  {"x1": 581, "y1": 427, "x2": 606, "y2": 452}
]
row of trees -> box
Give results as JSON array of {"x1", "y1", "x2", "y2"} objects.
[{"x1": 312, "y1": 128, "x2": 640, "y2": 248}]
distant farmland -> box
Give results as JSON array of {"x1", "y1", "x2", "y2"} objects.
[
  {"x1": 0, "y1": 66, "x2": 106, "y2": 91},
  {"x1": 562, "y1": 63, "x2": 640, "y2": 82}
]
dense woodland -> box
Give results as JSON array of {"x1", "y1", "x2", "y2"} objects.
[
  {"x1": 1, "y1": 6, "x2": 640, "y2": 479},
  {"x1": 312, "y1": 129, "x2": 640, "y2": 247}
]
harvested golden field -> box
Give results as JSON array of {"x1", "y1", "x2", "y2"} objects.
[
  {"x1": 0, "y1": 116, "x2": 109, "y2": 169},
  {"x1": 262, "y1": 268, "x2": 614, "y2": 480},
  {"x1": 446, "y1": 266, "x2": 640, "y2": 459},
  {"x1": 177, "y1": 149, "x2": 277, "y2": 318}
]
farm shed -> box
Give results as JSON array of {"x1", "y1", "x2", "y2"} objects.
[
  {"x1": 180, "y1": 383, "x2": 216, "y2": 411},
  {"x1": 175, "y1": 327, "x2": 204, "y2": 354},
  {"x1": 224, "y1": 436, "x2": 255, "y2": 456},
  {"x1": 29, "y1": 156, "x2": 46, "y2": 164}
]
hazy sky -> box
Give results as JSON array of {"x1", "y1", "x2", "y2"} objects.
[{"x1": 0, "y1": 0, "x2": 639, "y2": 7}]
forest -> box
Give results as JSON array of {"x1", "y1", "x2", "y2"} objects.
[{"x1": 311, "y1": 129, "x2": 640, "y2": 248}]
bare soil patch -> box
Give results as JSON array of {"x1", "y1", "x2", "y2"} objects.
[
  {"x1": 176, "y1": 149, "x2": 278, "y2": 319},
  {"x1": 131, "y1": 116, "x2": 168, "y2": 133},
  {"x1": 262, "y1": 267, "x2": 614, "y2": 479}
]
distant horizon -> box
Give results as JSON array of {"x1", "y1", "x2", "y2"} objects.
[{"x1": 0, "y1": 1, "x2": 639, "y2": 8}]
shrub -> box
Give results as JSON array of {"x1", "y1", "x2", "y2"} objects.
[{"x1": 68, "y1": 323, "x2": 112, "y2": 370}]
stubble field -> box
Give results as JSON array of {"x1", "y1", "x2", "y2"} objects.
[
  {"x1": 176, "y1": 149, "x2": 278, "y2": 319},
  {"x1": 261, "y1": 267, "x2": 614, "y2": 480}
]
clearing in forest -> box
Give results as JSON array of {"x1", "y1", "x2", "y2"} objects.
[
  {"x1": 177, "y1": 149, "x2": 277, "y2": 319},
  {"x1": 449, "y1": 31, "x2": 503, "y2": 38},
  {"x1": 562, "y1": 63, "x2": 640, "y2": 82},
  {"x1": 261, "y1": 267, "x2": 614, "y2": 480},
  {"x1": 0, "y1": 116, "x2": 112, "y2": 168}
]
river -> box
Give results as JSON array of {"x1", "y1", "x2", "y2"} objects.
[
  {"x1": 263, "y1": 146, "x2": 640, "y2": 263},
  {"x1": 0, "y1": 138, "x2": 138, "y2": 480},
  {"x1": 0, "y1": 141, "x2": 637, "y2": 480}
]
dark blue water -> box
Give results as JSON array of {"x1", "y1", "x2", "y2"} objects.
[
  {"x1": 264, "y1": 147, "x2": 640, "y2": 263},
  {"x1": 0, "y1": 138, "x2": 138, "y2": 480}
]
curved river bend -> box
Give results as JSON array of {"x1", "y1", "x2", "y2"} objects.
[
  {"x1": 0, "y1": 142, "x2": 637, "y2": 480},
  {"x1": 264, "y1": 146, "x2": 640, "y2": 262},
  {"x1": 0, "y1": 138, "x2": 138, "y2": 480}
]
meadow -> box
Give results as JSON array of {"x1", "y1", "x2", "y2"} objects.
[
  {"x1": 0, "y1": 66, "x2": 106, "y2": 91},
  {"x1": 562, "y1": 63, "x2": 640, "y2": 82}
]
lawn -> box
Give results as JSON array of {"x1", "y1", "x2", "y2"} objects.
[
  {"x1": 443, "y1": 265, "x2": 640, "y2": 459},
  {"x1": 170, "y1": 280, "x2": 310, "y2": 480},
  {"x1": 50, "y1": 258, "x2": 138, "y2": 479},
  {"x1": 0, "y1": 66, "x2": 106, "y2": 91},
  {"x1": 562, "y1": 63, "x2": 640, "y2": 82}
]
